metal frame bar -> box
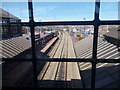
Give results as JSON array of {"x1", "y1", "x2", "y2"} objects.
[
  {"x1": 2, "y1": 0, "x2": 120, "y2": 89},
  {"x1": 91, "y1": 0, "x2": 100, "y2": 89},
  {"x1": 28, "y1": 0, "x2": 38, "y2": 87},
  {"x1": 10, "y1": 20, "x2": 120, "y2": 26},
  {"x1": 2, "y1": 58, "x2": 120, "y2": 63}
]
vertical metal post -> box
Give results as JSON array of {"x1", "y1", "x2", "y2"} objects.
[
  {"x1": 118, "y1": 2, "x2": 120, "y2": 89},
  {"x1": 91, "y1": 0, "x2": 100, "y2": 89},
  {"x1": 28, "y1": 0, "x2": 37, "y2": 87},
  {"x1": 91, "y1": 62, "x2": 97, "y2": 89},
  {"x1": 8, "y1": 18, "x2": 11, "y2": 35},
  {"x1": 92, "y1": 25, "x2": 99, "y2": 59}
]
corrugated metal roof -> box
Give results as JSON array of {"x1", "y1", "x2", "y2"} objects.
[
  {"x1": 105, "y1": 29, "x2": 119, "y2": 40},
  {"x1": 0, "y1": 37, "x2": 31, "y2": 58},
  {"x1": 74, "y1": 35, "x2": 120, "y2": 88}
]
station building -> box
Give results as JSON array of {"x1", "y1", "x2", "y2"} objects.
[{"x1": 0, "y1": 8, "x2": 22, "y2": 40}]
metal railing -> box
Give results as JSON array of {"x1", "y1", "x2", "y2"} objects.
[{"x1": 2, "y1": 0, "x2": 120, "y2": 89}]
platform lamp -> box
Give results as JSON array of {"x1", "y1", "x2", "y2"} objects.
[{"x1": 83, "y1": 18, "x2": 86, "y2": 36}]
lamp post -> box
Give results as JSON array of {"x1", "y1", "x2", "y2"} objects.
[
  {"x1": 84, "y1": 18, "x2": 86, "y2": 36},
  {"x1": 39, "y1": 20, "x2": 41, "y2": 38}
]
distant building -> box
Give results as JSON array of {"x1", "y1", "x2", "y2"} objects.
[
  {"x1": 0, "y1": 8, "x2": 22, "y2": 40},
  {"x1": 72, "y1": 28, "x2": 77, "y2": 32}
]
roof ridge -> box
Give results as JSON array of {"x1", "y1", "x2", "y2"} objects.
[{"x1": 0, "y1": 8, "x2": 19, "y2": 19}]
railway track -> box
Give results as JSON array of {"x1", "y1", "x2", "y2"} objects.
[
  {"x1": 38, "y1": 31, "x2": 83, "y2": 88},
  {"x1": 54, "y1": 32, "x2": 68, "y2": 88},
  {"x1": 38, "y1": 38, "x2": 62, "y2": 86},
  {"x1": 38, "y1": 32, "x2": 66, "y2": 87}
]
